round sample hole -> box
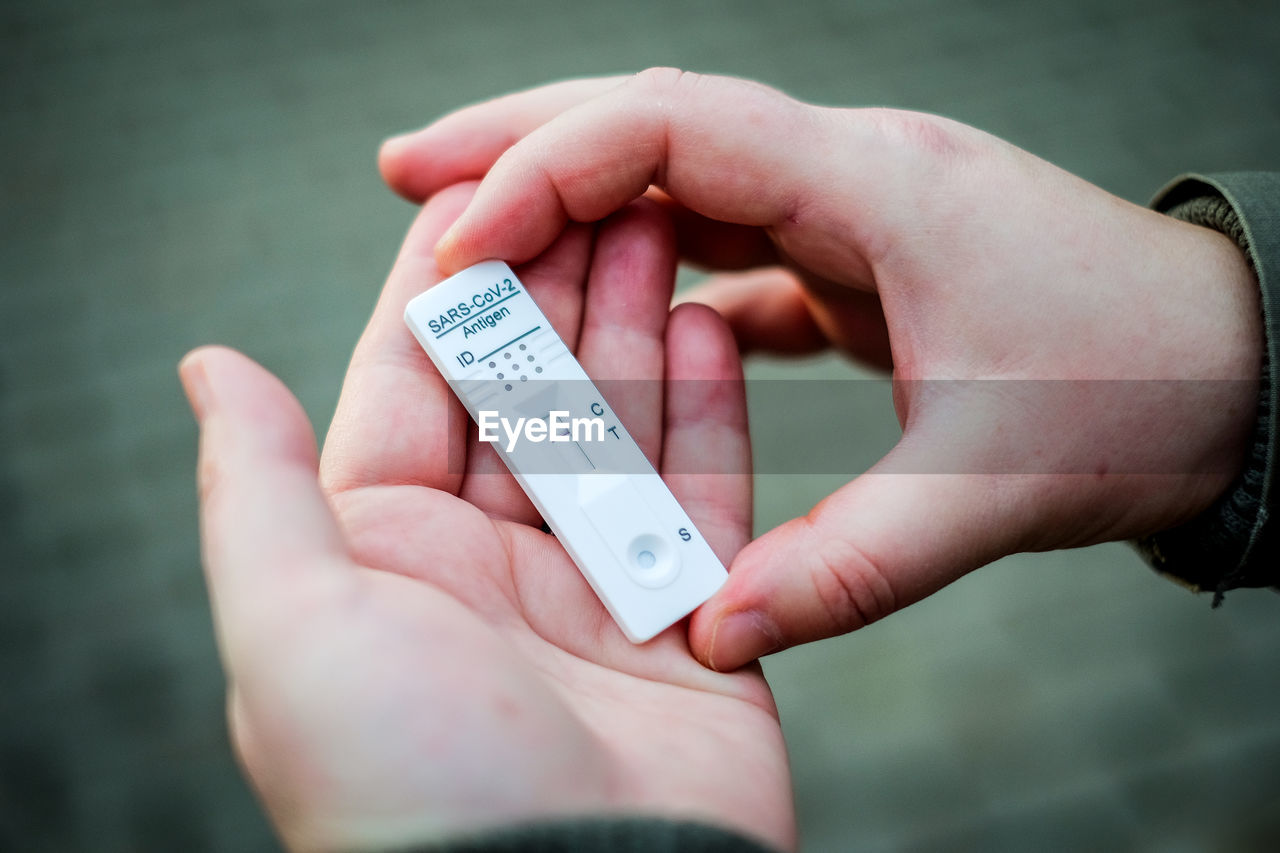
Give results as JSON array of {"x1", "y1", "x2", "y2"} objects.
[
  {"x1": 519, "y1": 344, "x2": 527, "y2": 350},
  {"x1": 535, "y1": 366, "x2": 543, "y2": 373},
  {"x1": 504, "y1": 383, "x2": 512, "y2": 391},
  {"x1": 625, "y1": 533, "x2": 678, "y2": 588},
  {"x1": 488, "y1": 361, "x2": 496, "y2": 368},
  {"x1": 496, "y1": 373, "x2": 504, "y2": 379},
  {"x1": 520, "y1": 375, "x2": 528, "y2": 382},
  {"x1": 527, "y1": 355, "x2": 535, "y2": 362},
  {"x1": 504, "y1": 352, "x2": 512, "y2": 359}
]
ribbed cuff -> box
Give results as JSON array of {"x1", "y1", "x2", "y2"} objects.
[
  {"x1": 383, "y1": 817, "x2": 781, "y2": 853},
  {"x1": 1136, "y1": 174, "x2": 1280, "y2": 602}
]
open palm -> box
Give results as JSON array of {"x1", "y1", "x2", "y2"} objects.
[{"x1": 183, "y1": 184, "x2": 794, "y2": 852}]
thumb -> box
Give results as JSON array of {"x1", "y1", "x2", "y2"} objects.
[
  {"x1": 180, "y1": 346, "x2": 349, "y2": 663},
  {"x1": 689, "y1": 452, "x2": 1018, "y2": 671}
]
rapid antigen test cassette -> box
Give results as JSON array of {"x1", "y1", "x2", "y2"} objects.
[{"x1": 404, "y1": 261, "x2": 728, "y2": 642}]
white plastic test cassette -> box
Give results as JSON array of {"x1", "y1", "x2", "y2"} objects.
[{"x1": 404, "y1": 260, "x2": 728, "y2": 642}]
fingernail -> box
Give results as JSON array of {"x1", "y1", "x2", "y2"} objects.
[
  {"x1": 433, "y1": 223, "x2": 464, "y2": 272},
  {"x1": 178, "y1": 353, "x2": 212, "y2": 424},
  {"x1": 378, "y1": 131, "x2": 412, "y2": 158},
  {"x1": 434, "y1": 221, "x2": 459, "y2": 254},
  {"x1": 707, "y1": 610, "x2": 783, "y2": 672}
]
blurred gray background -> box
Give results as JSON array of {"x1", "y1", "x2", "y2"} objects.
[{"x1": 3, "y1": 0, "x2": 1279, "y2": 850}]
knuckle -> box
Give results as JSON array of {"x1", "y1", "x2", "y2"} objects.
[
  {"x1": 619, "y1": 67, "x2": 700, "y2": 188},
  {"x1": 810, "y1": 534, "x2": 897, "y2": 632},
  {"x1": 864, "y1": 108, "x2": 974, "y2": 164},
  {"x1": 626, "y1": 67, "x2": 713, "y2": 124},
  {"x1": 630, "y1": 66, "x2": 694, "y2": 94}
]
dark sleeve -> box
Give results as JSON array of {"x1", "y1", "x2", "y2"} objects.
[
  {"x1": 1135, "y1": 172, "x2": 1280, "y2": 603},
  {"x1": 385, "y1": 817, "x2": 783, "y2": 853}
]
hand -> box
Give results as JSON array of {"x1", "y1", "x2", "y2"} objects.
[
  {"x1": 379, "y1": 69, "x2": 1262, "y2": 671},
  {"x1": 180, "y1": 184, "x2": 794, "y2": 852}
]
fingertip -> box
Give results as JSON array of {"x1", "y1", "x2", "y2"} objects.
[
  {"x1": 687, "y1": 602, "x2": 722, "y2": 669},
  {"x1": 699, "y1": 609, "x2": 785, "y2": 672},
  {"x1": 666, "y1": 301, "x2": 742, "y2": 382},
  {"x1": 179, "y1": 345, "x2": 253, "y2": 424},
  {"x1": 689, "y1": 539, "x2": 776, "y2": 669},
  {"x1": 377, "y1": 132, "x2": 429, "y2": 202},
  {"x1": 431, "y1": 200, "x2": 542, "y2": 275},
  {"x1": 432, "y1": 225, "x2": 468, "y2": 276},
  {"x1": 378, "y1": 131, "x2": 413, "y2": 160},
  {"x1": 429, "y1": 185, "x2": 497, "y2": 274},
  {"x1": 190, "y1": 348, "x2": 322, "y2": 476},
  {"x1": 694, "y1": 512, "x2": 875, "y2": 669},
  {"x1": 178, "y1": 348, "x2": 213, "y2": 423},
  {"x1": 668, "y1": 299, "x2": 729, "y2": 331}
]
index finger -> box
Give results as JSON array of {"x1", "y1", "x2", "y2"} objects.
[
  {"x1": 432, "y1": 69, "x2": 879, "y2": 287},
  {"x1": 379, "y1": 75, "x2": 629, "y2": 203},
  {"x1": 320, "y1": 184, "x2": 477, "y2": 496}
]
